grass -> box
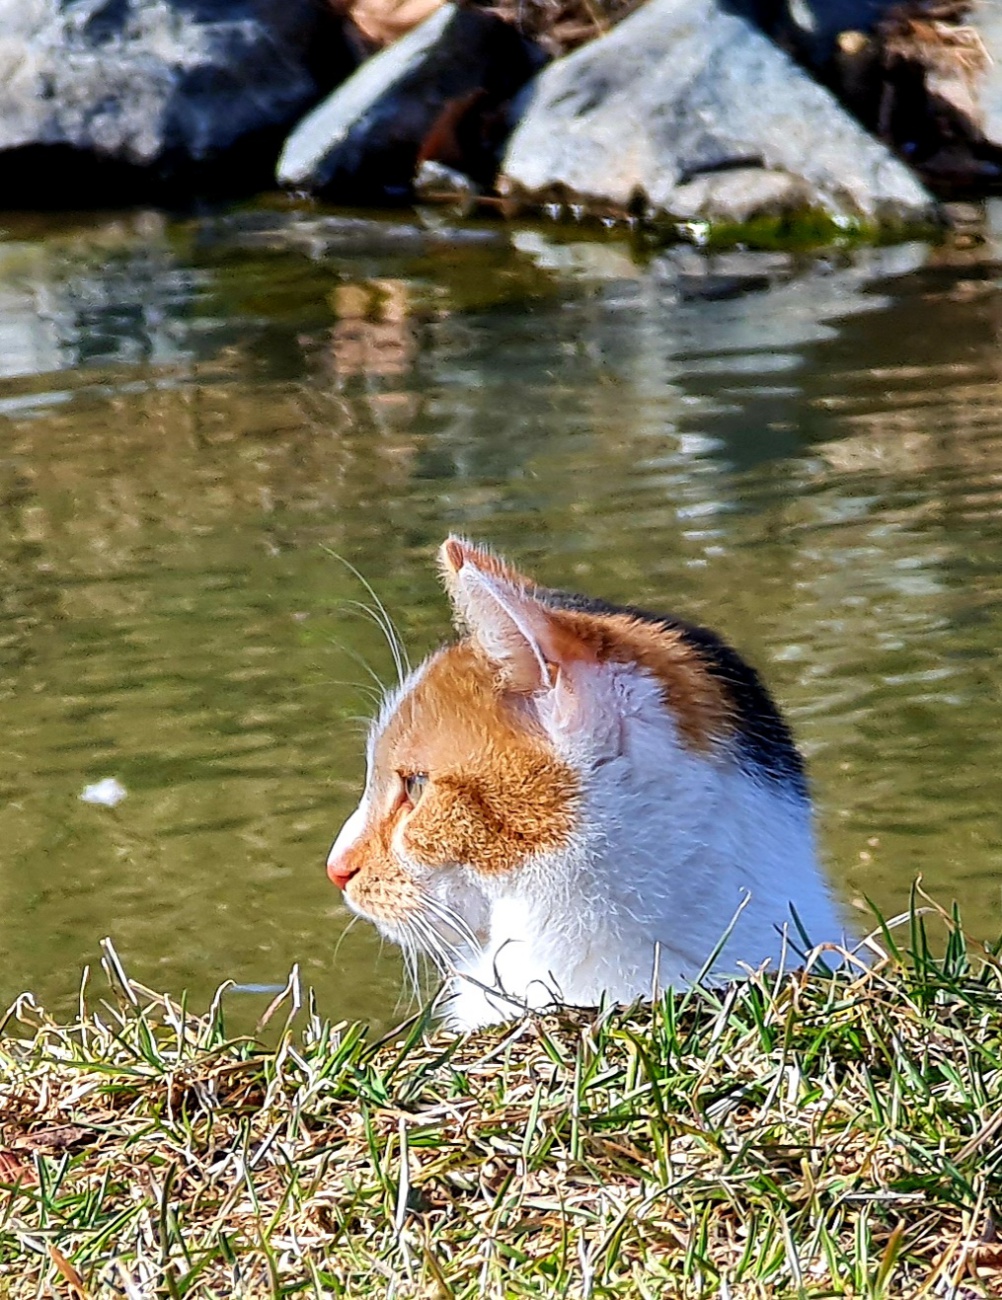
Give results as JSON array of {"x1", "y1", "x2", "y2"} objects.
[{"x1": 2, "y1": 900, "x2": 1002, "y2": 1298}]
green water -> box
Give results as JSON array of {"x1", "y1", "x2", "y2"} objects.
[{"x1": 2, "y1": 200, "x2": 1002, "y2": 1031}]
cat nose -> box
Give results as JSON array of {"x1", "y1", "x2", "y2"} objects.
[
  {"x1": 326, "y1": 847, "x2": 359, "y2": 890},
  {"x1": 327, "y1": 806, "x2": 367, "y2": 889}
]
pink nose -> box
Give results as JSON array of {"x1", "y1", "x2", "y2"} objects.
[{"x1": 326, "y1": 851, "x2": 358, "y2": 891}]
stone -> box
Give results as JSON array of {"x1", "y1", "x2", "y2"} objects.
[
  {"x1": 414, "y1": 158, "x2": 480, "y2": 208},
  {"x1": 669, "y1": 167, "x2": 814, "y2": 225},
  {"x1": 0, "y1": 0, "x2": 351, "y2": 201},
  {"x1": 277, "y1": 2, "x2": 545, "y2": 202},
  {"x1": 500, "y1": 0, "x2": 938, "y2": 230}
]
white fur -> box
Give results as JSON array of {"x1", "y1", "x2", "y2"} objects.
[
  {"x1": 327, "y1": 804, "x2": 367, "y2": 870},
  {"x1": 327, "y1": 660, "x2": 432, "y2": 873},
  {"x1": 441, "y1": 659, "x2": 844, "y2": 1030}
]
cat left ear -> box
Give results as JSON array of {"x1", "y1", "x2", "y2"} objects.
[{"x1": 439, "y1": 537, "x2": 568, "y2": 693}]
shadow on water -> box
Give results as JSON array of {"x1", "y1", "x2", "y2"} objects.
[{"x1": 2, "y1": 199, "x2": 1002, "y2": 1030}]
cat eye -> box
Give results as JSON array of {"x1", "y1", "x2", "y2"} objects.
[{"x1": 402, "y1": 773, "x2": 428, "y2": 806}]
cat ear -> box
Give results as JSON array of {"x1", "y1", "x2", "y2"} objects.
[{"x1": 439, "y1": 537, "x2": 565, "y2": 692}]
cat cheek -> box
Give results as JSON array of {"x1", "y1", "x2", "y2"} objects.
[
  {"x1": 395, "y1": 812, "x2": 441, "y2": 873},
  {"x1": 398, "y1": 801, "x2": 467, "y2": 871}
]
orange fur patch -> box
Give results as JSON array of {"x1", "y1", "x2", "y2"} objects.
[
  {"x1": 341, "y1": 645, "x2": 580, "y2": 920},
  {"x1": 383, "y1": 646, "x2": 579, "y2": 874}
]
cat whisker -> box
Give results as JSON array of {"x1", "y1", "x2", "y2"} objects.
[
  {"x1": 421, "y1": 894, "x2": 480, "y2": 946},
  {"x1": 334, "y1": 549, "x2": 411, "y2": 684},
  {"x1": 415, "y1": 910, "x2": 469, "y2": 966},
  {"x1": 323, "y1": 679, "x2": 385, "y2": 706},
  {"x1": 409, "y1": 913, "x2": 458, "y2": 977},
  {"x1": 330, "y1": 914, "x2": 360, "y2": 969},
  {"x1": 348, "y1": 565, "x2": 411, "y2": 684},
  {"x1": 397, "y1": 924, "x2": 424, "y2": 1004},
  {"x1": 322, "y1": 545, "x2": 410, "y2": 687},
  {"x1": 403, "y1": 923, "x2": 452, "y2": 1011},
  {"x1": 401, "y1": 917, "x2": 442, "y2": 987},
  {"x1": 327, "y1": 635, "x2": 389, "y2": 696},
  {"x1": 407, "y1": 915, "x2": 448, "y2": 971},
  {"x1": 419, "y1": 894, "x2": 482, "y2": 955},
  {"x1": 344, "y1": 599, "x2": 409, "y2": 688}
]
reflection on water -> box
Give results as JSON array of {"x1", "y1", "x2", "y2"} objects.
[{"x1": 2, "y1": 201, "x2": 1002, "y2": 1031}]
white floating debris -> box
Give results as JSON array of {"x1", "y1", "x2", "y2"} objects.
[{"x1": 80, "y1": 777, "x2": 128, "y2": 808}]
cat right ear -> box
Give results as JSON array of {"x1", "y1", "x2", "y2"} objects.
[{"x1": 439, "y1": 537, "x2": 575, "y2": 693}]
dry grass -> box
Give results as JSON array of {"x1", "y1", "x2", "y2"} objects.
[
  {"x1": 879, "y1": 1, "x2": 989, "y2": 79},
  {"x1": 336, "y1": 0, "x2": 642, "y2": 59},
  {"x1": 2, "y1": 900, "x2": 1002, "y2": 1297},
  {"x1": 480, "y1": 0, "x2": 644, "y2": 58}
]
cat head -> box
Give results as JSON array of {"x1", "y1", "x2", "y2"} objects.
[{"x1": 325, "y1": 537, "x2": 793, "y2": 958}]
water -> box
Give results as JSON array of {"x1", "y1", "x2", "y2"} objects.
[{"x1": 2, "y1": 199, "x2": 1002, "y2": 1032}]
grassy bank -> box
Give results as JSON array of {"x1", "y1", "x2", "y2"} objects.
[{"x1": 2, "y1": 905, "x2": 1002, "y2": 1298}]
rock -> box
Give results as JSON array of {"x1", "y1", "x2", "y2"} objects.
[
  {"x1": 734, "y1": 2, "x2": 1002, "y2": 191},
  {"x1": 669, "y1": 167, "x2": 814, "y2": 225},
  {"x1": 0, "y1": 0, "x2": 352, "y2": 202},
  {"x1": 500, "y1": 0, "x2": 938, "y2": 231},
  {"x1": 414, "y1": 158, "x2": 480, "y2": 209},
  {"x1": 277, "y1": 2, "x2": 545, "y2": 201}
]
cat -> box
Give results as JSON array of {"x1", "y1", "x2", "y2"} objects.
[{"x1": 326, "y1": 537, "x2": 848, "y2": 1031}]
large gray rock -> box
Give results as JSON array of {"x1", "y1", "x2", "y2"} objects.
[
  {"x1": 0, "y1": 0, "x2": 350, "y2": 199},
  {"x1": 501, "y1": 0, "x2": 938, "y2": 230},
  {"x1": 277, "y1": 2, "x2": 544, "y2": 201}
]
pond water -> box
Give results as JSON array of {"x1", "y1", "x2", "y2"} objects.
[{"x1": 2, "y1": 200, "x2": 1002, "y2": 1033}]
